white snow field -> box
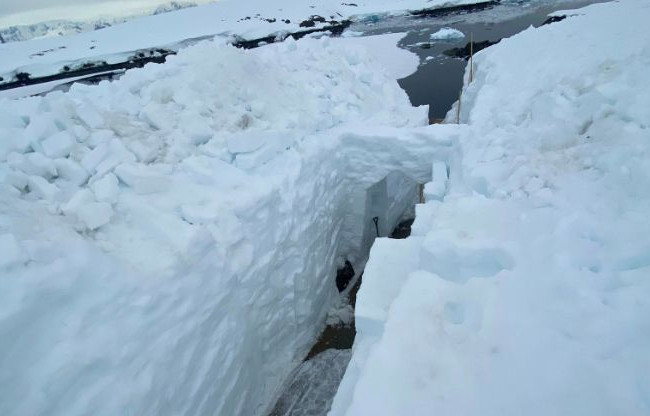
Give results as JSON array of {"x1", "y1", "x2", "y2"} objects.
[
  {"x1": 331, "y1": 0, "x2": 650, "y2": 415},
  {"x1": 0, "y1": 31, "x2": 464, "y2": 416},
  {"x1": 0, "y1": 0, "x2": 482, "y2": 84}
]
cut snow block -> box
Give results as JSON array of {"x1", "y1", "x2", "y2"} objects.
[
  {"x1": 75, "y1": 102, "x2": 104, "y2": 129},
  {"x1": 227, "y1": 131, "x2": 266, "y2": 154},
  {"x1": 27, "y1": 176, "x2": 60, "y2": 200},
  {"x1": 8, "y1": 152, "x2": 58, "y2": 179},
  {"x1": 76, "y1": 202, "x2": 114, "y2": 230},
  {"x1": 114, "y1": 163, "x2": 169, "y2": 194},
  {"x1": 432, "y1": 161, "x2": 449, "y2": 184},
  {"x1": 0, "y1": 234, "x2": 27, "y2": 269},
  {"x1": 54, "y1": 158, "x2": 90, "y2": 186},
  {"x1": 424, "y1": 181, "x2": 446, "y2": 201},
  {"x1": 424, "y1": 161, "x2": 449, "y2": 201},
  {"x1": 92, "y1": 173, "x2": 120, "y2": 204},
  {"x1": 81, "y1": 142, "x2": 110, "y2": 172},
  {"x1": 62, "y1": 189, "x2": 95, "y2": 216},
  {"x1": 41, "y1": 131, "x2": 75, "y2": 158}
]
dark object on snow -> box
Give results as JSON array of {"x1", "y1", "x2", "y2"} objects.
[
  {"x1": 390, "y1": 218, "x2": 414, "y2": 239},
  {"x1": 372, "y1": 216, "x2": 380, "y2": 237},
  {"x1": 299, "y1": 15, "x2": 327, "y2": 28},
  {"x1": 443, "y1": 39, "x2": 500, "y2": 60},
  {"x1": 336, "y1": 260, "x2": 355, "y2": 292},
  {"x1": 541, "y1": 15, "x2": 567, "y2": 26}
]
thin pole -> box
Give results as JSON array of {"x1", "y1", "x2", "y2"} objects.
[
  {"x1": 469, "y1": 32, "x2": 474, "y2": 83},
  {"x1": 456, "y1": 90, "x2": 462, "y2": 124}
]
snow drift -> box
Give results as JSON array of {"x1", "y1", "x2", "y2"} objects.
[{"x1": 331, "y1": 1, "x2": 650, "y2": 415}]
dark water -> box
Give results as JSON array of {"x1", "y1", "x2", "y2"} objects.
[{"x1": 351, "y1": 0, "x2": 606, "y2": 120}]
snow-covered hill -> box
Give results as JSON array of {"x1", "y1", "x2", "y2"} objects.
[
  {"x1": 0, "y1": 0, "x2": 483, "y2": 88},
  {"x1": 331, "y1": 0, "x2": 650, "y2": 415},
  {"x1": 0, "y1": 2, "x2": 198, "y2": 43}
]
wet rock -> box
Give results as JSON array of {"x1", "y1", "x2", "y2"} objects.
[
  {"x1": 299, "y1": 15, "x2": 327, "y2": 28},
  {"x1": 541, "y1": 15, "x2": 567, "y2": 26},
  {"x1": 336, "y1": 260, "x2": 355, "y2": 292},
  {"x1": 390, "y1": 218, "x2": 414, "y2": 239}
]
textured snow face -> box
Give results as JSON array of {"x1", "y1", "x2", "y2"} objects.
[
  {"x1": 0, "y1": 34, "x2": 461, "y2": 416},
  {"x1": 331, "y1": 1, "x2": 650, "y2": 415}
]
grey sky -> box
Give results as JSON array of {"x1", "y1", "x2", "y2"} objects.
[{"x1": 0, "y1": 0, "x2": 115, "y2": 16}]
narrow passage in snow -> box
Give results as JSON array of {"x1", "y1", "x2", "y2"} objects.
[{"x1": 269, "y1": 215, "x2": 416, "y2": 416}]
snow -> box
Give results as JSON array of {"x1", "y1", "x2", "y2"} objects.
[
  {"x1": 331, "y1": 0, "x2": 650, "y2": 415},
  {"x1": 0, "y1": 0, "x2": 482, "y2": 85},
  {"x1": 0, "y1": 31, "x2": 460, "y2": 416},
  {"x1": 0, "y1": 233, "x2": 27, "y2": 269},
  {"x1": 430, "y1": 27, "x2": 465, "y2": 40}
]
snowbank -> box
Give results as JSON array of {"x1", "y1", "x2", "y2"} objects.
[
  {"x1": 331, "y1": 0, "x2": 650, "y2": 415},
  {"x1": 0, "y1": 33, "x2": 458, "y2": 416}
]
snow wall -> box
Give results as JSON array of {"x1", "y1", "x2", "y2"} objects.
[
  {"x1": 331, "y1": 1, "x2": 650, "y2": 415},
  {"x1": 0, "y1": 34, "x2": 458, "y2": 416}
]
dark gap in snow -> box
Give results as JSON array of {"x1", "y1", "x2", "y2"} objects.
[
  {"x1": 268, "y1": 207, "x2": 415, "y2": 416},
  {"x1": 335, "y1": 260, "x2": 355, "y2": 292}
]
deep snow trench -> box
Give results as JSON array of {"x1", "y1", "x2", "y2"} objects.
[{"x1": 0, "y1": 31, "x2": 461, "y2": 415}]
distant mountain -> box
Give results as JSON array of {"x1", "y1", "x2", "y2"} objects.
[{"x1": 0, "y1": 1, "x2": 197, "y2": 43}]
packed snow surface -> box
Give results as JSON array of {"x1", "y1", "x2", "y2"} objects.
[
  {"x1": 430, "y1": 27, "x2": 465, "y2": 40},
  {"x1": 0, "y1": 0, "x2": 482, "y2": 83},
  {"x1": 0, "y1": 31, "x2": 465, "y2": 416},
  {"x1": 331, "y1": 0, "x2": 650, "y2": 415}
]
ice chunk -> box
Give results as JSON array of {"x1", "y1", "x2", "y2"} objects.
[
  {"x1": 24, "y1": 114, "x2": 58, "y2": 151},
  {"x1": 114, "y1": 163, "x2": 169, "y2": 194},
  {"x1": 430, "y1": 28, "x2": 465, "y2": 41},
  {"x1": 54, "y1": 158, "x2": 90, "y2": 186},
  {"x1": 27, "y1": 175, "x2": 59, "y2": 200},
  {"x1": 7, "y1": 152, "x2": 58, "y2": 179},
  {"x1": 227, "y1": 131, "x2": 266, "y2": 154},
  {"x1": 92, "y1": 173, "x2": 120, "y2": 203},
  {"x1": 41, "y1": 131, "x2": 75, "y2": 158},
  {"x1": 81, "y1": 142, "x2": 110, "y2": 172},
  {"x1": 0, "y1": 234, "x2": 27, "y2": 269},
  {"x1": 75, "y1": 102, "x2": 104, "y2": 128},
  {"x1": 62, "y1": 189, "x2": 95, "y2": 216},
  {"x1": 76, "y1": 202, "x2": 114, "y2": 230}
]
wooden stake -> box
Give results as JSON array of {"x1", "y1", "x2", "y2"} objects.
[
  {"x1": 469, "y1": 32, "x2": 474, "y2": 83},
  {"x1": 456, "y1": 90, "x2": 462, "y2": 124}
]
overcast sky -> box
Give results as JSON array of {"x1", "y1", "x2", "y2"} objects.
[
  {"x1": 0, "y1": 0, "x2": 209, "y2": 27},
  {"x1": 0, "y1": 0, "x2": 107, "y2": 15}
]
